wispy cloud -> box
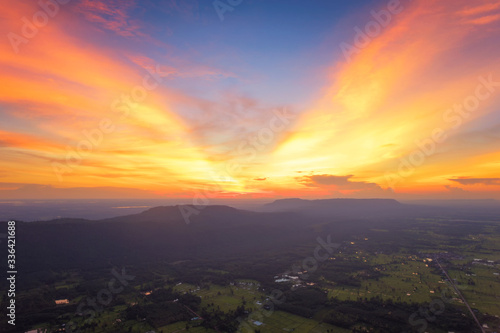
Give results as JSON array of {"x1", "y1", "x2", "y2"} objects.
[
  {"x1": 449, "y1": 178, "x2": 500, "y2": 186},
  {"x1": 0, "y1": 183, "x2": 158, "y2": 199},
  {"x1": 127, "y1": 54, "x2": 236, "y2": 81},
  {"x1": 74, "y1": 0, "x2": 145, "y2": 37},
  {"x1": 466, "y1": 14, "x2": 500, "y2": 25},
  {"x1": 270, "y1": 0, "x2": 500, "y2": 197},
  {"x1": 457, "y1": 2, "x2": 500, "y2": 17}
]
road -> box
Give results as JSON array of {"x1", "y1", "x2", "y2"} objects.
[{"x1": 435, "y1": 258, "x2": 485, "y2": 333}]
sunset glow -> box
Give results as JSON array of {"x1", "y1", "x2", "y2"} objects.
[{"x1": 1, "y1": 0, "x2": 500, "y2": 200}]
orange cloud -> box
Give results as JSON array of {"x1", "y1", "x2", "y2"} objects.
[
  {"x1": 266, "y1": 0, "x2": 500, "y2": 198},
  {"x1": 467, "y1": 14, "x2": 500, "y2": 25},
  {"x1": 457, "y1": 2, "x2": 500, "y2": 17},
  {"x1": 0, "y1": 1, "x2": 222, "y2": 193},
  {"x1": 0, "y1": 130, "x2": 62, "y2": 151}
]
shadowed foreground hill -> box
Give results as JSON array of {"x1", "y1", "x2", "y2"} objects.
[
  {"x1": 10, "y1": 205, "x2": 314, "y2": 278},
  {"x1": 100, "y1": 205, "x2": 244, "y2": 224},
  {"x1": 6, "y1": 199, "x2": 500, "y2": 290}
]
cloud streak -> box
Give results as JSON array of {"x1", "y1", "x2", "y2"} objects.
[
  {"x1": 449, "y1": 178, "x2": 500, "y2": 186},
  {"x1": 74, "y1": 0, "x2": 144, "y2": 37}
]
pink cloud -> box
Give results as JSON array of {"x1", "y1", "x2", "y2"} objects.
[
  {"x1": 74, "y1": 0, "x2": 146, "y2": 38},
  {"x1": 466, "y1": 14, "x2": 500, "y2": 25}
]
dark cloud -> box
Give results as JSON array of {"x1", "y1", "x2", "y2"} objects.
[
  {"x1": 299, "y1": 174, "x2": 384, "y2": 191},
  {"x1": 448, "y1": 178, "x2": 500, "y2": 186},
  {"x1": 444, "y1": 185, "x2": 468, "y2": 193},
  {"x1": 253, "y1": 178, "x2": 267, "y2": 181}
]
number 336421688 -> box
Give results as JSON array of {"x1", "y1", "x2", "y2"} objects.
[{"x1": 7, "y1": 221, "x2": 16, "y2": 266}]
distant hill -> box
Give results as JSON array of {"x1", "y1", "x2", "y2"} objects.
[
  {"x1": 259, "y1": 198, "x2": 410, "y2": 218},
  {"x1": 404, "y1": 199, "x2": 499, "y2": 208},
  {"x1": 262, "y1": 198, "x2": 402, "y2": 211},
  {"x1": 260, "y1": 197, "x2": 500, "y2": 220}
]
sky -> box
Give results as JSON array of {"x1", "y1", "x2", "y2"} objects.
[{"x1": 1, "y1": 0, "x2": 500, "y2": 201}]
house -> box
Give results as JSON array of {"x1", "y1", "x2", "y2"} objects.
[
  {"x1": 275, "y1": 278, "x2": 290, "y2": 283},
  {"x1": 55, "y1": 299, "x2": 69, "y2": 305}
]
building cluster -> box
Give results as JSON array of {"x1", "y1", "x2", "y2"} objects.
[{"x1": 472, "y1": 258, "x2": 497, "y2": 267}]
